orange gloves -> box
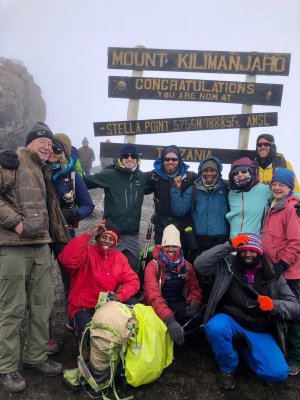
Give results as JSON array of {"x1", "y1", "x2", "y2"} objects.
[
  {"x1": 258, "y1": 296, "x2": 274, "y2": 311},
  {"x1": 231, "y1": 234, "x2": 249, "y2": 249}
]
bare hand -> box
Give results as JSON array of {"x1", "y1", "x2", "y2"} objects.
[
  {"x1": 87, "y1": 224, "x2": 106, "y2": 237},
  {"x1": 174, "y1": 176, "x2": 182, "y2": 189},
  {"x1": 15, "y1": 220, "x2": 24, "y2": 234}
]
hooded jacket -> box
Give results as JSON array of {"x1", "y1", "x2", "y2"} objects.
[
  {"x1": 226, "y1": 157, "x2": 271, "y2": 238},
  {"x1": 194, "y1": 241, "x2": 300, "y2": 355},
  {"x1": 84, "y1": 160, "x2": 146, "y2": 234},
  {"x1": 262, "y1": 194, "x2": 300, "y2": 280},
  {"x1": 143, "y1": 245, "x2": 202, "y2": 321},
  {"x1": 171, "y1": 156, "x2": 229, "y2": 238},
  {"x1": 145, "y1": 145, "x2": 197, "y2": 233},
  {"x1": 58, "y1": 232, "x2": 140, "y2": 317},
  {"x1": 50, "y1": 146, "x2": 94, "y2": 225},
  {"x1": 0, "y1": 147, "x2": 70, "y2": 245}
]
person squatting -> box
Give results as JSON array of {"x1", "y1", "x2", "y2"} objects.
[{"x1": 0, "y1": 123, "x2": 300, "y2": 394}]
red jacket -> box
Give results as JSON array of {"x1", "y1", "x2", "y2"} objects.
[
  {"x1": 58, "y1": 233, "x2": 140, "y2": 317},
  {"x1": 262, "y1": 195, "x2": 300, "y2": 279},
  {"x1": 143, "y1": 245, "x2": 202, "y2": 321}
]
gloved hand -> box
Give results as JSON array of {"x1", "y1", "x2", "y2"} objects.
[
  {"x1": 61, "y1": 208, "x2": 78, "y2": 225},
  {"x1": 0, "y1": 149, "x2": 20, "y2": 169},
  {"x1": 165, "y1": 317, "x2": 185, "y2": 345},
  {"x1": 273, "y1": 259, "x2": 289, "y2": 279},
  {"x1": 258, "y1": 295, "x2": 274, "y2": 311},
  {"x1": 185, "y1": 302, "x2": 200, "y2": 318},
  {"x1": 295, "y1": 203, "x2": 300, "y2": 217},
  {"x1": 230, "y1": 234, "x2": 250, "y2": 250}
]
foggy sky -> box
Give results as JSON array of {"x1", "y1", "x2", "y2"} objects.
[{"x1": 0, "y1": 0, "x2": 299, "y2": 174}]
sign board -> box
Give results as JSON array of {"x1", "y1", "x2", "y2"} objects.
[
  {"x1": 94, "y1": 112, "x2": 277, "y2": 137},
  {"x1": 108, "y1": 47, "x2": 291, "y2": 76},
  {"x1": 100, "y1": 142, "x2": 256, "y2": 164},
  {"x1": 108, "y1": 76, "x2": 283, "y2": 106}
]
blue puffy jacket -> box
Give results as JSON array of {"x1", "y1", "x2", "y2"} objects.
[{"x1": 171, "y1": 157, "x2": 229, "y2": 238}]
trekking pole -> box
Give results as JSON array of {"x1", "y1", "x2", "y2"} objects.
[
  {"x1": 142, "y1": 223, "x2": 153, "y2": 270},
  {"x1": 182, "y1": 304, "x2": 206, "y2": 335}
]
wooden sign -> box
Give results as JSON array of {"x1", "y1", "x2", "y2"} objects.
[
  {"x1": 100, "y1": 142, "x2": 256, "y2": 164},
  {"x1": 108, "y1": 47, "x2": 291, "y2": 76},
  {"x1": 108, "y1": 76, "x2": 283, "y2": 106},
  {"x1": 94, "y1": 112, "x2": 277, "y2": 137}
]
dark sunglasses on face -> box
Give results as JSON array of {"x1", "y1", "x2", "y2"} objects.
[
  {"x1": 164, "y1": 157, "x2": 179, "y2": 162},
  {"x1": 52, "y1": 146, "x2": 63, "y2": 155},
  {"x1": 232, "y1": 169, "x2": 249, "y2": 176},
  {"x1": 122, "y1": 153, "x2": 138, "y2": 159},
  {"x1": 257, "y1": 142, "x2": 271, "y2": 148}
]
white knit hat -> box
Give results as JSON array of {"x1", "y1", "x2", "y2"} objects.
[{"x1": 161, "y1": 224, "x2": 181, "y2": 248}]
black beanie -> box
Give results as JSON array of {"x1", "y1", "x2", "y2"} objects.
[
  {"x1": 26, "y1": 122, "x2": 54, "y2": 145},
  {"x1": 256, "y1": 134, "x2": 275, "y2": 145},
  {"x1": 119, "y1": 143, "x2": 139, "y2": 159},
  {"x1": 105, "y1": 220, "x2": 121, "y2": 237}
]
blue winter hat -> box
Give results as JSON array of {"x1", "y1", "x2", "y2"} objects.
[
  {"x1": 271, "y1": 168, "x2": 295, "y2": 190},
  {"x1": 119, "y1": 143, "x2": 140, "y2": 159}
]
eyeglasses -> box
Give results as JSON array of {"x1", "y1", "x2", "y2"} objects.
[
  {"x1": 257, "y1": 143, "x2": 271, "y2": 148},
  {"x1": 122, "y1": 153, "x2": 138, "y2": 159},
  {"x1": 232, "y1": 169, "x2": 249, "y2": 176},
  {"x1": 164, "y1": 157, "x2": 179, "y2": 162},
  {"x1": 52, "y1": 147, "x2": 63, "y2": 155}
]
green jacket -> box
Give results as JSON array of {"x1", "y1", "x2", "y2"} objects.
[{"x1": 84, "y1": 161, "x2": 146, "y2": 234}]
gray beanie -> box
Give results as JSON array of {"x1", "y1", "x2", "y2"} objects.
[{"x1": 26, "y1": 122, "x2": 54, "y2": 145}]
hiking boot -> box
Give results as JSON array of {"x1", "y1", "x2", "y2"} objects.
[
  {"x1": 217, "y1": 371, "x2": 235, "y2": 390},
  {"x1": 23, "y1": 359, "x2": 63, "y2": 376},
  {"x1": 0, "y1": 371, "x2": 26, "y2": 393},
  {"x1": 288, "y1": 362, "x2": 300, "y2": 376},
  {"x1": 48, "y1": 339, "x2": 60, "y2": 355}
]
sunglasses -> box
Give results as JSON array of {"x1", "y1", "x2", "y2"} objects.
[
  {"x1": 257, "y1": 143, "x2": 271, "y2": 148},
  {"x1": 232, "y1": 169, "x2": 249, "y2": 176},
  {"x1": 164, "y1": 157, "x2": 179, "y2": 162},
  {"x1": 52, "y1": 147, "x2": 63, "y2": 155},
  {"x1": 122, "y1": 153, "x2": 138, "y2": 159}
]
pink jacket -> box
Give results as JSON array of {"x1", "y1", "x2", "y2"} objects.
[{"x1": 262, "y1": 195, "x2": 300, "y2": 279}]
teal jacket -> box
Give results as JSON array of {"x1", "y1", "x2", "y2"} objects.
[
  {"x1": 84, "y1": 160, "x2": 146, "y2": 234},
  {"x1": 226, "y1": 183, "x2": 271, "y2": 238}
]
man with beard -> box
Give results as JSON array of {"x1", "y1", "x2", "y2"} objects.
[
  {"x1": 145, "y1": 145, "x2": 197, "y2": 252},
  {"x1": 194, "y1": 232, "x2": 299, "y2": 390},
  {"x1": 253, "y1": 133, "x2": 299, "y2": 192}
]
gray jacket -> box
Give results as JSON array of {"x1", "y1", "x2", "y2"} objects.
[{"x1": 194, "y1": 241, "x2": 300, "y2": 354}]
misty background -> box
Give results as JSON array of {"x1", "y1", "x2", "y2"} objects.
[{"x1": 0, "y1": 0, "x2": 299, "y2": 175}]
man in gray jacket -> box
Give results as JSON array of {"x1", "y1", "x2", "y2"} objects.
[
  {"x1": 0, "y1": 122, "x2": 70, "y2": 393},
  {"x1": 194, "y1": 232, "x2": 299, "y2": 390}
]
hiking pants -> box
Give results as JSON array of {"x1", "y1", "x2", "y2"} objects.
[
  {"x1": 286, "y1": 279, "x2": 300, "y2": 364},
  {"x1": 0, "y1": 244, "x2": 54, "y2": 373},
  {"x1": 205, "y1": 313, "x2": 289, "y2": 382}
]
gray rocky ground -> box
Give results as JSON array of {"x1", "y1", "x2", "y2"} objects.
[{"x1": 0, "y1": 188, "x2": 299, "y2": 400}]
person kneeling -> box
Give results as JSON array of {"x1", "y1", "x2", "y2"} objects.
[
  {"x1": 143, "y1": 224, "x2": 202, "y2": 346},
  {"x1": 58, "y1": 220, "x2": 140, "y2": 337},
  {"x1": 194, "y1": 232, "x2": 300, "y2": 390}
]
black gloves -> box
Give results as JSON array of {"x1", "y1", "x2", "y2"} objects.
[
  {"x1": 0, "y1": 149, "x2": 20, "y2": 169},
  {"x1": 165, "y1": 317, "x2": 185, "y2": 345},
  {"x1": 61, "y1": 208, "x2": 79, "y2": 225},
  {"x1": 273, "y1": 259, "x2": 289, "y2": 279},
  {"x1": 295, "y1": 203, "x2": 300, "y2": 217},
  {"x1": 185, "y1": 302, "x2": 200, "y2": 318}
]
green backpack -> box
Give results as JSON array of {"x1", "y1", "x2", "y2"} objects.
[{"x1": 63, "y1": 292, "x2": 136, "y2": 400}]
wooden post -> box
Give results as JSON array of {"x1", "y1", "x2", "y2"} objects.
[
  {"x1": 238, "y1": 75, "x2": 257, "y2": 149},
  {"x1": 125, "y1": 46, "x2": 145, "y2": 144}
]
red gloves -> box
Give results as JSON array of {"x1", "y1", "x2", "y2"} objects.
[
  {"x1": 231, "y1": 234, "x2": 249, "y2": 250},
  {"x1": 258, "y1": 296, "x2": 274, "y2": 311}
]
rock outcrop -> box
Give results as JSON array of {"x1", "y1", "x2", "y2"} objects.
[{"x1": 0, "y1": 57, "x2": 46, "y2": 149}]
